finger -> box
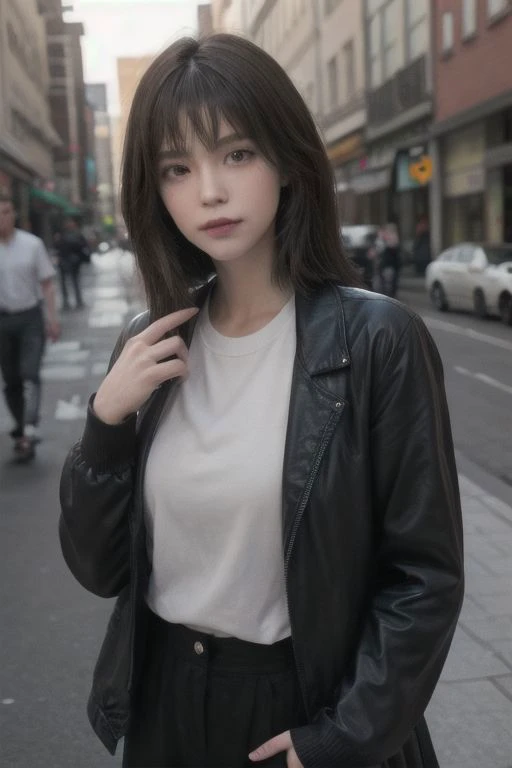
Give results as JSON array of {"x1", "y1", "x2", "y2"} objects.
[
  {"x1": 141, "y1": 307, "x2": 199, "y2": 346},
  {"x1": 152, "y1": 358, "x2": 188, "y2": 385},
  {"x1": 151, "y1": 335, "x2": 189, "y2": 364},
  {"x1": 249, "y1": 732, "x2": 292, "y2": 761}
]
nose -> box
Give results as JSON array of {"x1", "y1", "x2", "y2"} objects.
[{"x1": 199, "y1": 165, "x2": 228, "y2": 206}]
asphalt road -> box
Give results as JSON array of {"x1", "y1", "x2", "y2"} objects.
[
  {"x1": 0, "y1": 254, "x2": 511, "y2": 767},
  {"x1": 398, "y1": 273, "x2": 512, "y2": 491}
]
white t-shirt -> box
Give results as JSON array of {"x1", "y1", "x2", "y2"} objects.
[
  {"x1": 144, "y1": 294, "x2": 296, "y2": 644},
  {"x1": 0, "y1": 229, "x2": 55, "y2": 312}
]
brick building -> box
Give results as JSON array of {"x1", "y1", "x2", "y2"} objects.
[{"x1": 431, "y1": 0, "x2": 512, "y2": 248}]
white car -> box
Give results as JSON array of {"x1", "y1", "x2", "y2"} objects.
[{"x1": 425, "y1": 243, "x2": 512, "y2": 325}]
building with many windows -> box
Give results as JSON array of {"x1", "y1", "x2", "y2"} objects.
[
  {"x1": 431, "y1": 0, "x2": 512, "y2": 248},
  {"x1": 0, "y1": 0, "x2": 61, "y2": 237},
  {"x1": 357, "y1": 0, "x2": 432, "y2": 244}
]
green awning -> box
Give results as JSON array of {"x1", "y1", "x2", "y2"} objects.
[{"x1": 30, "y1": 186, "x2": 81, "y2": 214}]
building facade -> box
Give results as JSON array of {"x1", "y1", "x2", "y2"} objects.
[
  {"x1": 86, "y1": 83, "x2": 116, "y2": 233},
  {"x1": 113, "y1": 57, "x2": 155, "y2": 228},
  {"x1": 359, "y1": 0, "x2": 432, "y2": 244},
  {"x1": 432, "y1": 0, "x2": 512, "y2": 248},
  {"x1": 0, "y1": 0, "x2": 61, "y2": 237}
]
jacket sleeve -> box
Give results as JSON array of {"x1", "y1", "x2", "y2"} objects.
[
  {"x1": 59, "y1": 327, "x2": 137, "y2": 598},
  {"x1": 292, "y1": 313, "x2": 464, "y2": 767}
]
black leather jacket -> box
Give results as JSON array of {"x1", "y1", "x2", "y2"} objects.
[{"x1": 59, "y1": 284, "x2": 464, "y2": 767}]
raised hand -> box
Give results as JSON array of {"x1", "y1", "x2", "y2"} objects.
[{"x1": 93, "y1": 306, "x2": 199, "y2": 425}]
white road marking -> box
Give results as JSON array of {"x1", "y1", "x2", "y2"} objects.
[
  {"x1": 454, "y1": 366, "x2": 512, "y2": 396},
  {"x1": 474, "y1": 373, "x2": 512, "y2": 396},
  {"x1": 88, "y1": 313, "x2": 124, "y2": 328},
  {"x1": 41, "y1": 366, "x2": 87, "y2": 381},
  {"x1": 424, "y1": 315, "x2": 512, "y2": 352},
  {"x1": 91, "y1": 362, "x2": 108, "y2": 376},
  {"x1": 55, "y1": 395, "x2": 87, "y2": 420},
  {"x1": 44, "y1": 349, "x2": 90, "y2": 364},
  {"x1": 1, "y1": 699, "x2": 15, "y2": 705}
]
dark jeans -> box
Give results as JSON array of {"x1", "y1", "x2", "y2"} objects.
[
  {"x1": 0, "y1": 305, "x2": 45, "y2": 433},
  {"x1": 123, "y1": 608, "x2": 307, "y2": 768},
  {"x1": 59, "y1": 262, "x2": 83, "y2": 308}
]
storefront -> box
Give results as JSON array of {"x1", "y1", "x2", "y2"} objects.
[
  {"x1": 327, "y1": 132, "x2": 365, "y2": 224},
  {"x1": 441, "y1": 123, "x2": 486, "y2": 246},
  {"x1": 390, "y1": 145, "x2": 431, "y2": 244}
]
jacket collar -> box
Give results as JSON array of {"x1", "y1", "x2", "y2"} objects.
[{"x1": 194, "y1": 278, "x2": 351, "y2": 376}]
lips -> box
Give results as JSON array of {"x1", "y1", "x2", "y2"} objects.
[{"x1": 200, "y1": 218, "x2": 241, "y2": 231}]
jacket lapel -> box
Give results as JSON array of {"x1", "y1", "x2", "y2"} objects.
[{"x1": 282, "y1": 286, "x2": 350, "y2": 560}]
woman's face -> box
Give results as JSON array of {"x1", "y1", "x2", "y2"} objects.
[{"x1": 158, "y1": 118, "x2": 284, "y2": 268}]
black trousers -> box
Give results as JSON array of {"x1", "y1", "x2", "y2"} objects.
[
  {"x1": 58, "y1": 262, "x2": 83, "y2": 307},
  {"x1": 0, "y1": 305, "x2": 45, "y2": 433},
  {"x1": 123, "y1": 609, "x2": 307, "y2": 768}
]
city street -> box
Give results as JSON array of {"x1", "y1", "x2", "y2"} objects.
[{"x1": 1, "y1": 255, "x2": 512, "y2": 768}]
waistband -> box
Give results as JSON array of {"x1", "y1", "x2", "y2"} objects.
[
  {"x1": 147, "y1": 608, "x2": 295, "y2": 674},
  {"x1": 0, "y1": 304, "x2": 41, "y2": 317}
]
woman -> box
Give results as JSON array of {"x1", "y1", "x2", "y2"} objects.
[{"x1": 59, "y1": 34, "x2": 464, "y2": 768}]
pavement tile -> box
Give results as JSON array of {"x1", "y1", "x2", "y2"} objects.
[
  {"x1": 440, "y1": 625, "x2": 510, "y2": 681},
  {"x1": 489, "y1": 640, "x2": 512, "y2": 669},
  {"x1": 482, "y1": 494, "x2": 512, "y2": 524},
  {"x1": 494, "y1": 676, "x2": 512, "y2": 700},
  {"x1": 462, "y1": 617, "x2": 512, "y2": 643},
  {"x1": 426, "y1": 679, "x2": 512, "y2": 768}
]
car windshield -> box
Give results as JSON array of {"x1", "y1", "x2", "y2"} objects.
[{"x1": 482, "y1": 246, "x2": 512, "y2": 265}]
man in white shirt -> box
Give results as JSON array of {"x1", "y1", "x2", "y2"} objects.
[{"x1": 0, "y1": 194, "x2": 60, "y2": 461}]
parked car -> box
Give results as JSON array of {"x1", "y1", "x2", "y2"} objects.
[{"x1": 425, "y1": 242, "x2": 512, "y2": 325}]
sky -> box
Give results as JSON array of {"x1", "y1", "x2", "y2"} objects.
[{"x1": 66, "y1": 0, "x2": 200, "y2": 114}]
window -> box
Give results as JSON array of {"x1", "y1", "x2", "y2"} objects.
[
  {"x1": 325, "y1": 0, "x2": 343, "y2": 15},
  {"x1": 487, "y1": 0, "x2": 507, "y2": 19},
  {"x1": 327, "y1": 55, "x2": 339, "y2": 108},
  {"x1": 407, "y1": 0, "x2": 428, "y2": 60},
  {"x1": 442, "y1": 12, "x2": 454, "y2": 53},
  {"x1": 343, "y1": 40, "x2": 355, "y2": 101},
  {"x1": 383, "y1": 0, "x2": 399, "y2": 78},
  {"x1": 369, "y1": 12, "x2": 382, "y2": 87},
  {"x1": 462, "y1": 0, "x2": 477, "y2": 38}
]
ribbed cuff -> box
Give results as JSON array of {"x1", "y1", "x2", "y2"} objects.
[
  {"x1": 290, "y1": 722, "x2": 340, "y2": 768},
  {"x1": 80, "y1": 394, "x2": 137, "y2": 472}
]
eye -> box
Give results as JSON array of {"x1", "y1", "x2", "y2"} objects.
[
  {"x1": 227, "y1": 149, "x2": 254, "y2": 164},
  {"x1": 160, "y1": 164, "x2": 189, "y2": 180}
]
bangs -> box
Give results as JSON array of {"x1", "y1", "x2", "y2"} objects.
[{"x1": 148, "y1": 62, "x2": 275, "y2": 164}]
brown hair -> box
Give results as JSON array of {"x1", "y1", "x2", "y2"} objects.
[{"x1": 122, "y1": 33, "x2": 361, "y2": 320}]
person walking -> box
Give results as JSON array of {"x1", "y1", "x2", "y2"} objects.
[
  {"x1": 378, "y1": 222, "x2": 402, "y2": 298},
  {"x1": 54, "y1": 217, "x2": 89, "y2": 310},
  {"x1": 0, "y1": 193, "x2": 60, "y2": 461},
  {"x1": 59, "y1": 34, "x2": 464, "y2": 768}
]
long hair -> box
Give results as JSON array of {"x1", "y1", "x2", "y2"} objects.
[{"x1": 121, "y1": 33, "x2": 362, "y2": 320}]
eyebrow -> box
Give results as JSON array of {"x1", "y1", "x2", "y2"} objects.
[{"x1": 158, "y1": 132, "x2": 249, "y2": 161}]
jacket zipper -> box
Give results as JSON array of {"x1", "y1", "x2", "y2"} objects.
[{"x1": 284, "y1": 405, "x2": 343, "y2": 719}]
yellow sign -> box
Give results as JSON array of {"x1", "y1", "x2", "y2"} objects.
[{"x1": 409, "y1": 155, "x2": 433, "y2": 185}]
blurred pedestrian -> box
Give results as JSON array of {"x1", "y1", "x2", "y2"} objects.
[
  {"x1": 412, "y1": 215, "x2": 432, "y2": 275},
  {"x1": 54, "y1": 217, "x2": 89, "y2": 310},
  {"x1": 378, "y1": 222, "x2": 401, "y2": 298},
  {"x1": 0, "y1": 193, "x2": 60, "y2": 461},
  {"x1": 59, "y1": 34, "x2": 463, "y2": 768}
]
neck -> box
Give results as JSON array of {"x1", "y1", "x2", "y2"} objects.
[
  {"x1": 0, "y1": 228, "x2": 15, "y2": 244},
  {"x1": 209, "y1": 248, "x2": 292, "y2": 336}
]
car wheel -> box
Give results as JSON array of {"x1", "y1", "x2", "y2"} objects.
[
  {"x1": 473, "y1": 289, "x2": 488, "y2": 318},
  {"x1": 499, "y1": 293, "x2": 512, "y2": 326},
  {"x1": 430, "y1": 282, "x2": 449, "y2": 312}
]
